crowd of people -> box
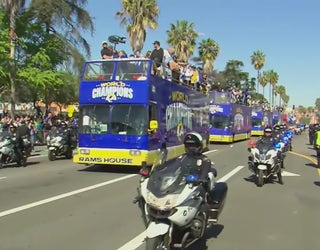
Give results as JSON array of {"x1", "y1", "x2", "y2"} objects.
[
  {"x1": 100, "y1": 40, "x2": 211, "y2": 94},
  {"x1": 100, "y1": 40, "x2": 286, "y2": 112},
  {"x1": 0, "y1": 110, "x2": 77, "y2": 151}
]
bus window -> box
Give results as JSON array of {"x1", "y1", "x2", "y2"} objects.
[
  {"x1": 116, "y1": 61, "x2": 148, "y2": 81},
  {"x1": 111, "y1": 104, "x2": 147, "y2": 135},
  {"x1": 79, "y1": 105, "x2": 110, "y2": 134},
  {"x1": 213, "y1": 92, "x2": 230, "y2": 104},
  {"x1": 83, "y1": 61, "x2": 114, "y2": 81}
]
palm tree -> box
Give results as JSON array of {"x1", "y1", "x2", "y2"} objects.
[
  {"x1": 166, "y1": 20, "x2": 198, "y2": 63},
  {"x1": 282, "y1": 94, "x2": 289, "y2": 106},
  {"x1": 117, "y1": 0, "x2": 159, "y2": 53},
  {"x1": 29, "y1": 0, "x2": 94, "y2": 61},
  {"x1": 266, "y1": 69, "x2": 279, "y2": 106},
  {"x1": 0, "y1": 0, "x2": 26, "y2": 116},
  {"x1": 259, "y1": 72, "x2": 268, "y2": 98},
  {"x1": 277, "y1": 85, "x2": 286, "y2": 107},
  {"x1": 198, "y1": 38, "x2": 219, "y2": 76},
  {"x1": 251, "y1": 50, "x2": 265, "y2": 94}
]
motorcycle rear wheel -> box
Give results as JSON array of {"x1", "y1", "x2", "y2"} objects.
[
  {"x1": 146, "y1": 236, "x2": 168, "y2": 250},
  {"x1": 48, "y1": 150, "x2": 56, "y2": 161},
  {"x1": 17, "y1": 155, "x2": 27, "y2": 167}
]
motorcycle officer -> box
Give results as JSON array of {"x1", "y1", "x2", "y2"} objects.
[
  {"x1": 257, "y1": 126, "x2": 284, "y2": 168},
  {"x1": 256, "y1": 126, "x2": 275, "y2": 146},
  {"x1": 180, "y1": 132, "x2": 217, "y2": 195},
  {"x1": 15, "y1": 120, "x2": 30, "y2": 162}
]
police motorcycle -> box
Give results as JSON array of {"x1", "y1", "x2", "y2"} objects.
[
  {"x1": 279, "y1": 125, "x2": 293, "y2": 152},
  {"x1": 248, "y1": 139, "x2": 283, "y2": 187},
  {"x1": 0, "y1": 133, "x2": 27, "y2": 168},
  {"x1": 274, "y1": 125, "x2": 293, "y2": 153},
  {"x1": 46, "y1": 124, "x2": 75, "y2": 161},
  {"x1": 134, "y1": 148, "x2": 228, "y2": 249}
]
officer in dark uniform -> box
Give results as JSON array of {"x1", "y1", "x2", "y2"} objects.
[{"x1": 15, "y1": 120, "x2": 30, "y2": 160}]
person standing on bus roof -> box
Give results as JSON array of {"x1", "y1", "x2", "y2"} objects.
[{"x1": 150, "y1": 41, "x2": 164, "y2": 75}]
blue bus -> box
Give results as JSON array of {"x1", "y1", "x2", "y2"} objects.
[
  {"x1": 73, "y1": 58, "x2": 210, "y2": 167},
  {"x1": 208, "y1": 91, "x2": 252, "y2": 143},
  {"x1": 251, "y1": 104, "x2": 273, "y2": 136}
]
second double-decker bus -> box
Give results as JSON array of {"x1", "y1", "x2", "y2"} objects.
[
  {"x1": 251, "y1": 104, "x2": 273, "y2": 136},
  {"x1": 208, "y1": 91, "x2": 252, "y2": 143},
  {"x1": 73, "y1": 58, "x2": 210, "y2": 167}
]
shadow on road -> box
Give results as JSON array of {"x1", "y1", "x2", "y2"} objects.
[
  {"x1": 25, "y1": 160, "x2": 41, "y2": 166},
  {"x1": 183, "y1": 224, "x2": 224, "y2": 250},
  {"x1": 243, "y1": 174, "x2": 281, "y2": 186},
  {"x1": 78, "y1": 164, "x2": 140, "y2": 174},
  {"x1": 314, "y1": 181, "x2": 320, "y2": 187},
  {"x1": 305, "y1": 163, "x2": 318, "y2": 169}
]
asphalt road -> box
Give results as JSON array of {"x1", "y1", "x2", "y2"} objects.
[{"x1": 0, "y1": 132, "x2": 319, "y2": 250}]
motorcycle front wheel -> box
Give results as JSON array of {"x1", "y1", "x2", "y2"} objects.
[
  {"x1": 146, "y1": 236, "x2": 168, "y2": 250},
  {"x1": 257, "y1": 169, "x2": 264, "y2": 187},
  {"x1": 65, "y1": 147, "x2": 73, "y2": 159},
  {"x1": 277, "y1": 169, "x2": 283, "y2": 185}
]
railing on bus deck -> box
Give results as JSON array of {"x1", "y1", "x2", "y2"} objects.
[{"x1": 82, "y1": 58, "x2": 150, "y2": 82}]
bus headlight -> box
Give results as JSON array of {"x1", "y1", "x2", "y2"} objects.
[
  {"x1": 130, "y1": 150, "x2": 141, "y2": 156},
  {"x1": 80, "y1": 148, "x2": 90, "y2": 154}
]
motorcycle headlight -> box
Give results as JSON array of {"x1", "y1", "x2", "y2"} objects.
[{"x1": 259, "y1": 154, "x2": 266, "y2": 161}]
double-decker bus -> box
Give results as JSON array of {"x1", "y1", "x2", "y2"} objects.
[
  {"x1": 208, "y1": 91, "x2": 252, "y2": 143},
  {"x1": 73, "y1": 58, "x2": 210, "y2": 167},
  {"x1": 251, "y1": 104, "x2": 273, "y2": 136}
]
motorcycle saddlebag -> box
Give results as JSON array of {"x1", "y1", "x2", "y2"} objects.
[{"x1": 207, "y1": 182, "x2": 228, "y2": 222}]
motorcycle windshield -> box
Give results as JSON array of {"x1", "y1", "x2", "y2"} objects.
[
  {"x1": 256, "y1": 140, "x2": 274, "y2": 154},
  {"x1": 147, "y1": 157, "x2": 188, "y2": 197}
]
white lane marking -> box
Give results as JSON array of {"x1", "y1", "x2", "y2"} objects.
[
  {"x1": 0, "y1": 174, "x2": 137, "y2": 218},
  {"x1": 117, "y1": 231, "x2": 146, "y2": 250},
  {"x1": 116, "y1": 165, "x2": 245, "y2": 250},
  {"x1": 0, "y1": 177, "x2": 7, "y2": 180},
  {"x1": 203, "y1": 149, "x2": 218, "y2": 155},
  {"x1": 281, "y1": 171, "x2": 300, "y2": 177},
  {"x1": 217, "y1": 165, "x2": 245, "y2": 182}
]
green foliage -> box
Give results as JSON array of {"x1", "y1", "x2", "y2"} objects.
[
  {"x1": 166, "y1": 20, "x2": 198, "y2": 63},
  {"x1": 117, "y1": 0, "x2": 159, "y2": 52},
  {"x1": 315, "y1": 98, "x2": 320, "y2": 110}
]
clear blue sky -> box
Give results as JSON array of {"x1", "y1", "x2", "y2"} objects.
[{"x1": 83, "y1": 0, "x2": 320, "y2": 108}]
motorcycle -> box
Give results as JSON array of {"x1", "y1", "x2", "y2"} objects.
[
  {"x1": 134, "y1": 152, "x2": 228, "y2": 249},
  {"x1": 0, "y1": 135, "x2": 27, "y2": 168},
  {"x1": 248, "y1": 140, "x2": 283, "y2": 187},
  {"x1": 47, "y1": 130, "x2": 75, "y2": 161}
]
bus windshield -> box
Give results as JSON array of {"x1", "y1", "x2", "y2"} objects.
[
  {"x1": 211, "y1": 115, "x2": 230, "y2": 129},
  {"x1": 78, "y1": 104, "x2": 148, "y2": 136},
  {"x1": 252, "y1": 117, "x2": 262, "y2": 126},
  {"x1": 111, "y1": 104, "x2": 147, "y2": 135},
  {"x1": 82, "y1": 60, "x2": 149, "y2": 81}
]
